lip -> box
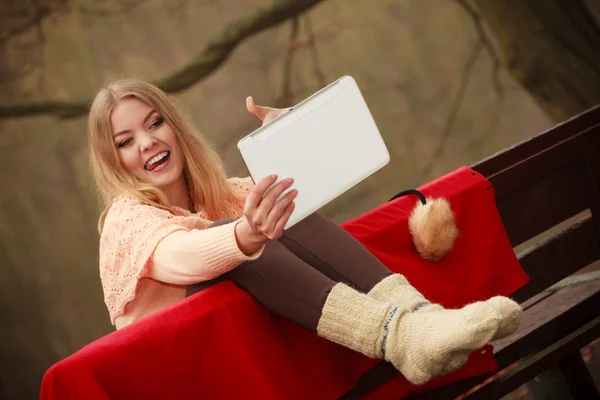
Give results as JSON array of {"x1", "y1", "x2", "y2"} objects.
[
  {"x1": 149, "y1": 155, "x2": 170, "y2": 172},
  {"x1": 144, "y1": 150, "x2": 169, "y2": 167}
]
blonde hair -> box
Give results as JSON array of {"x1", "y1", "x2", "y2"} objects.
[{"x1": 88, "y1": 79, "x2": 240, "y2": 232}]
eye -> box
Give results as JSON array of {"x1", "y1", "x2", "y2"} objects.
[
  {"x1": 117, "y1": 137, "x2": 133, "y2": 148},
  {"x1": 150, "y1": 117, "x2": 165, "y2": 130}
]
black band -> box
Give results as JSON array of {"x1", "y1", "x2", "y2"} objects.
[{"x1": 389, "y1": 189, "x2": 427, "y2": 205}]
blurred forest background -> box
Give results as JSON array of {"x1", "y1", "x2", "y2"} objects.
[{"x1": 1, "y1": 0, "x2": 600, "y2": 398}]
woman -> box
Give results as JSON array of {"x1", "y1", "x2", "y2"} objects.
[{"x1": 89, "y1": 79, "x2": 522, "y2": 385}]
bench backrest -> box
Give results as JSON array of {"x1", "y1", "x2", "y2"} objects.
[{"x1": 472, "y1": 105, "x2": 600, "y2": 304}]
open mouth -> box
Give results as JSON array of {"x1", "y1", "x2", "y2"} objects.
[{"x1": 145, "y1": 151, "x2": 170, "y2": 171}]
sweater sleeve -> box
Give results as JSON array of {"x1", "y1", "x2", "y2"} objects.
[{"x1": 150, "y1": 218, "x2": 264, "y2": 285}]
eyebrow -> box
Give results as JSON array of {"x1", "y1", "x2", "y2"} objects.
[{"x1": 112, "y1": 109, "x2": 156, "y2": 137}]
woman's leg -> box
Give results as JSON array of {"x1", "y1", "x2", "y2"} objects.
[
  {"x1": 279, "y1": 212, "x2": 392, "y2": 292},
  {"x1": 227, "y1": 237, "x2": 337, "y2": 331},
  {"x1": 186, "y1": 219, "x2": 336, "y2": 331}
]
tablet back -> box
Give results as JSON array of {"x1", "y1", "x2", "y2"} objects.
[{"x1": 237, "y1": 75, "x2": 390, "y2": 229}]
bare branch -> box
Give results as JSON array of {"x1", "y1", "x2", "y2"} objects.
[
  {"x1": 455, "y1": 0, "x2": 503, "y2": 96},
  {"x1": 421, "y1": 43, "x2": 483, "y2": 176},
  {"x1": 0, "y1": 0, "x2": 325, "y2": 120},
  {"x1": 276, "y1": 17, "x2": 301, "y2": 108},
  {"x1": 304, "y1": 14, "x2": 326, "y2": 88},
  {"x1": 154, "y1": 0, "x2": 323, "y2": 93},
  {"x1": 0, "y1": 0, "x2": 67, "y2": 45},
  {"x1": 0, "y1": 99, "x2": 91, "y2": 119}
]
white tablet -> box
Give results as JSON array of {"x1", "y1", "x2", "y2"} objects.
[{"x1": 237, "y1": 75, "x2": 390, "y2": 229}]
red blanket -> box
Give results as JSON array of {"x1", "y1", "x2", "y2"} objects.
[{"x1": 40, "y1": 167, "x2": 529, "y2": 399}]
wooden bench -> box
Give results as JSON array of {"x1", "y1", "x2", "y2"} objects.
[{"x1": 342, "y1": 105, "x2": 600, "y2": 399}]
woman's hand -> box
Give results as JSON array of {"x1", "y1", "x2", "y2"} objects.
[
  {"x1": 235, "y1": 175, "x2": 298, "y2": 254},
  {"x1": 246, "y1": 96, "x2": 292, "y2": 126}
]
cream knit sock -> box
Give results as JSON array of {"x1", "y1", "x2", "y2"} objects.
[
  {"x1": 485, "y1": 296, "x2": 523, "y2": 339},
  {"x1": 382, "y1": 299, "x2": 500, "y2": 384},
  {"x1": 369, "y1": 274, "x2": 523, "y2": 340},
  {"x1": 317, "y1": 283, "x2": 389, "y2": 359},
  {"x1": 316, "y1": 282, "x2": 504, "y2": 385},
  {"x1": 368, "y1": 274, "x2": 431, "y2": 311}
]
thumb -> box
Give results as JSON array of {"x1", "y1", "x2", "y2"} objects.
[{"x1": 246, "y1": 96, "x2": 270, "y2": 121}]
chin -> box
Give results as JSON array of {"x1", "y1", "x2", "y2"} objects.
[{"x1": 151, "y1": 171, "x2": 182, "y2": 189}]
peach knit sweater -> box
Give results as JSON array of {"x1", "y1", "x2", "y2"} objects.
[{"x1": 99, "y1": 177, "x2": 264, "y2": 329}]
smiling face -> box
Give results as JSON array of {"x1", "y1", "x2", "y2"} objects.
[{"x1": 110, "y1": 97, "x2": 186, "y2": 195}]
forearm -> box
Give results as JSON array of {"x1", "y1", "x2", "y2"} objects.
[{"x1": 151, "y1": 220, "x2": 264, "y2": 285}]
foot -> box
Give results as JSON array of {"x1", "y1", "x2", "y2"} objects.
[
  {"x1": 486, "y1": 296, "x2": 522, "y2": 339},
  {"x1": 369, "y1": 275, "x2": 523, "y2": 342},
  {"x1": 412, "y1": 296, "x2": 522, "y2": 341},
  {"x1": 382, "y1": 300, "x2": 501, "y2": 385}
]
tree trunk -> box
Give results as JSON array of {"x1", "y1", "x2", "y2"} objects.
[{"x1": 472, "y1": 0, "x2": 600, "y2": 122}]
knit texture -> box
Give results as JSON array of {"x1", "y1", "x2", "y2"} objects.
[
  {"x1": 486, "y1": 296, "x2": 523, "y2": 339},
  {"x1": 151, "y1": 224, "x2": 265, "y2": 285},
  {"x1": 368, "y1": 274, "x2": 430, "y2": 311},
  {"x1": 383, "y1": 300, "x2": 500, "y2": 385},
  {"x1": 326, "y1": 276, "x2": 518, "y2": 385},
  {"x1": 369, "y1": 274, "x2": 522, "y2": 341},
  {"x1": 317, "y1": 282, "x2": 501, "y2": 385},
  {"x1": 316, "y1": 283, "x2": 390, "y2": 359},
  {"x1": 100, "y1": 176, "x2": 254, "y2": 325}
]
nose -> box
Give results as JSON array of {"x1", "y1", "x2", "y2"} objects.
[{"x1": 139, "y1": 131, "x2": 157, "y2": 152}]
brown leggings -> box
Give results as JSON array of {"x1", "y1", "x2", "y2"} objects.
[{"x1": 186, "y1": 212, "x2": 392, "y2": 331}]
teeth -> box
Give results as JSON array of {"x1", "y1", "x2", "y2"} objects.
[{"x1": 146, "y1": 151, "x2": 168, "y2": 167}]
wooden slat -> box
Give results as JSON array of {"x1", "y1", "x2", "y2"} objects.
[
  {"x1": 494, "y1": 159, "x2": 588, "y2": 247},
  {"x1": 494, "y1": 281, "x2": 600, "y2": 366},
  {"x1": 473, "y1": 105, "x2": 600, "y2": 177},
  {"x1": 511, "y1": 215, "x2": 600, "y2": 303},
  {"x1": 478, "y1": 124, "x2": 599, "y2": 195},
  {"x1": 585, "y1": 135, "x2": 600, "y2": 240},
  {"x1": 465, "y1": 316, "x2": 600, "y2": 400}
]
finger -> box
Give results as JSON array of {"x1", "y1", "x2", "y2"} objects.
[
  {"x1": 272, "y1": 201, "x2": 295, "y2": 238},
  {"x1": 253, "y1": 179, "x2": 293, "y2": 228},
  {"x1": 261, "y1": 107, "x2": 293, "y2": 126},
  {"x1": 246, "y1": 96, "x2": 270, "y2": 121},
  {"x1": 266, "y1": 189, "x2": 298, "y2": 224},
  {"x1": 245, "y1": 175, "x2": 278, "y2": 222},
  {"x1": 259, "y1": 178, "x2": 294, "y2": 214}
]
